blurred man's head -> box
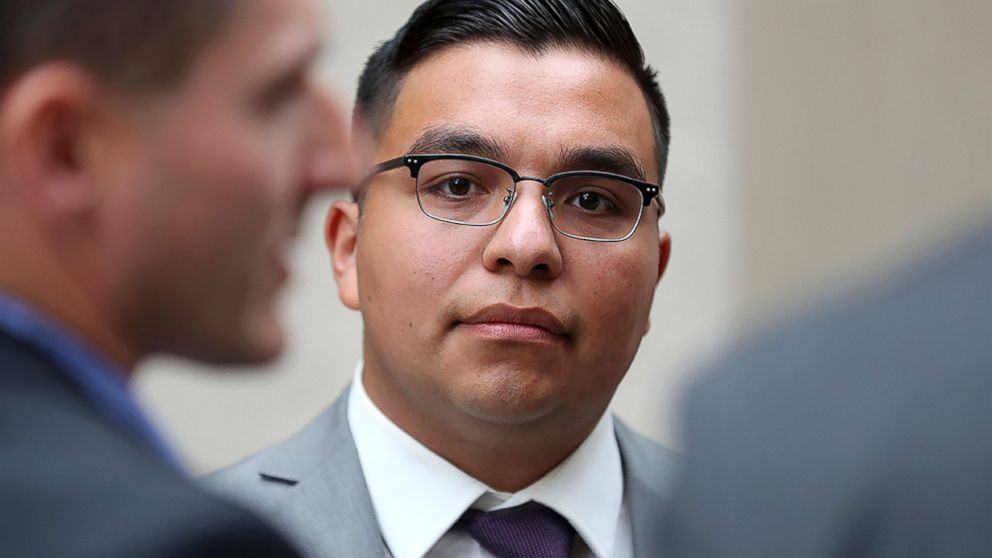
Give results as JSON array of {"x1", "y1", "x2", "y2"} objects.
[
  {"x1": 0, "y1": 0, "x2": 354, "y2": 367},
  {"x1": 327, "y1": 0, "x2": 671, "y2": 488}
]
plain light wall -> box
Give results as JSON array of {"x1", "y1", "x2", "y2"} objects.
[
  {"x1": 135, "y1": 0, "x2": 992, "y2": 474},
  {"x1": 735, "y1": 1, "x2": 992, "y2": 324}
]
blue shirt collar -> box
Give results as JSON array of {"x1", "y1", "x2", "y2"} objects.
[{"x1": 0, "y1": 290, "x2": 184, "y2": 473}]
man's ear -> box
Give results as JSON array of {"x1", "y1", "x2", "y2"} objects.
[
  {"x1": 643, "y1": 230, "x2": 672, "y2": 337},
  {"x1": 657, "y1": 230, "x2": 672, "y2": 284},
  {"x1": 0, "y1": 63, "x2": 103, "y2": 223},
  {"x1": 325, "y1": 199, "x2": 361, "y2": 310}
]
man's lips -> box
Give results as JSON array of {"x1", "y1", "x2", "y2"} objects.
[{"x1": 457, "y1": 304, "x2": 569, "y2": 342}]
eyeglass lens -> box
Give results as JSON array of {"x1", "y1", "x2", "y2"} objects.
[{"x1": 415, "y1": 158, "x2": 644, "y2": 241}]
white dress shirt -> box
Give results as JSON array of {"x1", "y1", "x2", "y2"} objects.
[{"x1": 348, "y1": 363, "x2": 632, "y2": 558}]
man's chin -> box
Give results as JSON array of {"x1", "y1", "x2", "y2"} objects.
[
  {"x1": 172, "y1": 319, "x2": 286, "y2": 366},
  {"x1": 454, "y1": 372, "x2": 565, "y2": 425},
  {"x1": 229, "y1": 323, "x2": 286, "y2": 365}
]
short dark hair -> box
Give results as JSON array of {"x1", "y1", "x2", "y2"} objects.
[
  {"x1": 355, "y1": 0, "x2": 670, "y2": 182},
  {"x1": 0, "y1": 1, "x2": 235, "y2": 94}
]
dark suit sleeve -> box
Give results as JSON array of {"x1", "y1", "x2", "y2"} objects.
[
  {"x1": 110, "y1": 497, "x2": 302, "y2": 558},
  {"x1": 0, "y1": 347, "x2": 301, "y2": 558}
]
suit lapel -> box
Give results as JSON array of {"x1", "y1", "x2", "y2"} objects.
[
  {"x1": 253, "y1": 391, "x2": 386, "y2": 558},
  {"x1": 227, "y1": 396, "x2": 677, "y2": 558},
  {"x1": 615, "y1": 418, "x2": 680, "y2": 557}
]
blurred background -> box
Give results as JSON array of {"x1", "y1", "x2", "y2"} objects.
[{"x1": 135, "y1": 0, "x2": 992, "y2": 474}]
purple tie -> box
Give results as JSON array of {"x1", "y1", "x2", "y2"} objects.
[{"x1": 457, "y1": 501, "x2": 576, "y2": 558}]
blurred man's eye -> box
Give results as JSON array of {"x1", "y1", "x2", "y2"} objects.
[{"x1": 255, "y1": 70, "x2": 306, "y2": 113}]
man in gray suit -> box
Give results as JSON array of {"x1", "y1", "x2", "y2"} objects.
[
  {"x1": 660, "y1": 222, "x2": 992, "y2": 557},
  {"x1": 209, "y1": 0, "x2": 679, "y2": 556}
]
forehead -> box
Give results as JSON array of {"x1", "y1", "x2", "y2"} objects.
[
  {"x1": 379, "y1": 42, "x2": 658, "y2": 179},
  {"x1": 185, "y1": 0, "x2": 323, "y2": 82}
]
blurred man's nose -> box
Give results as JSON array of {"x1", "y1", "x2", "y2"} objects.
[
  {"x1": 481, "y1": 183, "x2": 564, "y2": 279},
  {"x1": 304, "y1": 84, "x2": 358, "y2": 193}
]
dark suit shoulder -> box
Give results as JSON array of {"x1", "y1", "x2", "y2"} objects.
[
  {"x1": 666, "y1": 224, "x2": 992, "y2": 557},
  {"x1": 0, "y1": 335, "x2": 299, "y2": 558},
  {"x1": 697, "y1": 223, "x2": 992, "y2": 401}
]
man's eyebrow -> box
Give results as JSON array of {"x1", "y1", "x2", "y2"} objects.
[
  {"x1": 407, "y1": 125, "x2": 510, "y2": 161},
  {"x1": 557, "y1": 145, "x2": 648, "y2": 181},
  {"x1": 256, "y1": 41, "x2": 323, "y2": 105}
]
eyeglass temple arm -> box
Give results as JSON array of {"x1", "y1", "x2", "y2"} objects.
[
  {"x1": 369, "y1": 156, "x2": 409, "y2": 176},
  {"x1": 358, "y1": 156, "x2": 413, "y2": 190}
]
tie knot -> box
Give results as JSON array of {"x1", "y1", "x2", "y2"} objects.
[{"x1": 458, "y1": 501, "x2": 576, "y2": 558}]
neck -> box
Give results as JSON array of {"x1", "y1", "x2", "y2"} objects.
[
  {"x1": 0, "y1": 236, "x2": 140, "y2": 372},
  {"x1": 363, "y1": 370, "x2": 603, "y2": 492}
]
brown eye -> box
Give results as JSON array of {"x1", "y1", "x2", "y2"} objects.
[
  {"x1": 570, "y1": 190, "x2": 619, "y2": 214},
  {"x1": 422, "y1": 175, "x2": 487, "y2": 199},
  {"x1": 578, "y1": 192, "x2": 602, "y2": 211},
  {"x1": 446, "y1": 177, "x2": 472, "y2": 196}
]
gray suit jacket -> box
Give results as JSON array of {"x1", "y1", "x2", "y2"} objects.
[
  {"x1": 661, "y1": 223, "x2": 992, "y2": 557},
  {"x1": 207, "y1": 390, "x2": 679, "y2": 557}
]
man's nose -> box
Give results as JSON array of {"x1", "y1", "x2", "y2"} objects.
[
  {"x1": 481, "y1": 183, "x2": 564, "y2": 279},
  {"x1": 303, "y1": 84, "x2": 358, "y2": 194}
]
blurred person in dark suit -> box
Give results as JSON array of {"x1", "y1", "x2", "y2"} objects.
[
  {"x1": 661, "y1": 222, "x2": 992, "y2": 557},
  {"x1": 0, "y1": 1, "x2": 354, "y2": 556}
]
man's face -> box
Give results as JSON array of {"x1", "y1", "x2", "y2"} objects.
[
  {"x1": 97, "y1": 0, "x2": 352, "y2": 363},
  {"x1": 337, "y1": 43, "x2": 668, "y2": 432}
]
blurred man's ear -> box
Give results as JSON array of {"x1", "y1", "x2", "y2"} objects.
[
  {"x1": 325, "y1": 199, "x2": 361, "y2": 310},
  {"x1": 0, "y1": 63, "x2": 103, "y2": 224}
]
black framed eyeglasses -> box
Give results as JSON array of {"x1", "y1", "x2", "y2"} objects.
[{"x1": 365, "y1": 153, "x2": 665, "y2": 242}]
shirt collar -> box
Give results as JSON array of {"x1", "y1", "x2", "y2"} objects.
[
  {"x1": 504, "y1": 407, "x2": 624, "y2": 558},
  {"x1": 348, "y1": 362, "x2": 624, "y2": 558},
  {"x1": 0, "y1": 290, "x2": 183, "y2": 472}
]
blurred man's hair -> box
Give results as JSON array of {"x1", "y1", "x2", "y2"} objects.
[
  {"x1": 0, "y1": 1, "x2": 235, "y2": 93},
  {"x1": 355, "y1": 0, "x2": 670, "y2": 180}
]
